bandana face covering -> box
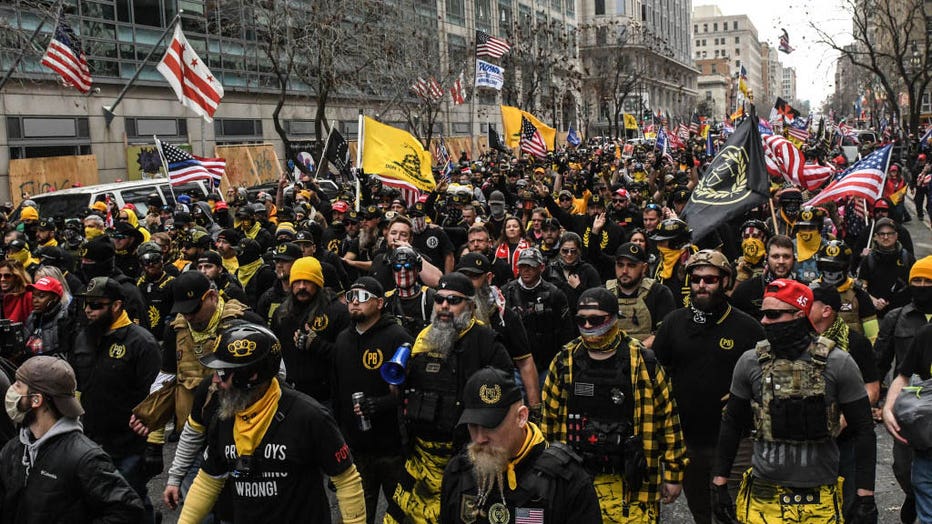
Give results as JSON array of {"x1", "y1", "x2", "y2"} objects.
[
  {"x1": 821, "y1": 269, "x2": 846, "y2": 287},
  {"x1": 581, "y1": 318, "x2": 621, "y2": 351},
  {"x1": 741, "y1": 238, "x2": 765, "y2": 265},
  {"x1": 796, "y1": 230, "x2": 821, "y2": 261}
]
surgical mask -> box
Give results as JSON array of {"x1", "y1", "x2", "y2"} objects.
[
  {"x1": 85, "y1": 227, "x2": 104, "y2": 240},
  {"x1": 764, "y1": 317, "x2": 812, "y2": 360},
  {"x1": 911, "y1": 285, "x2": 932, "y2": 313},
  {"x1": 741, "y1": 238, "x2": 765, "y2": 265},
  {"x1": 411, "y1": 216, "x2": 427, "y2": 234},
  {"x1": 5, "y1": 386, "x2": 32, "y2": 425},
  {"x1": 820, "y1": 268, "x2": 846, "y2": 287}
]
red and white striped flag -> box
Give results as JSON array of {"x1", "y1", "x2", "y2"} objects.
[
  {"x1": 519, "y1": 116, "x2": 548, "y2": 158},
  {"x1": 476, "y1": 30, "x2": 511, "y2": 58},
  {"x1": 427, "y1": 77, "x2": 444, "y2": 100},
  {"x1": 762, "y1": 134, "x2": 834, "y2": 191},
  {"x1": 157, "y1": 24, "x2": 224, "y2": 121},
  {"x1": 806, "y1": 144, "x2": 892, "y2": 207},
  {"x1": 450, "y1": 71, "x2": 466, "y2": 105},
  {"x1": 40, "y1": 18, "x2": 92, "y2": 93}
]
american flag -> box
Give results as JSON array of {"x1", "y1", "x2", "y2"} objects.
[
  {"x1": 40, "y1": 18, "x2": 92, "y2": 93},
  {"x1": 515, "y1": 507, "x2": 544, "y2": 524},
  {"x1": 476, "y1": 30, "x2": 511, "y2": 58},
  {"x1": 434, "y1": 135, "x2": 453, "y2": 178},
  {"x1": 427, "y1": 77, "x2": 444, "y2": 100},
  {"x1": 689, "y1": 114, "x2": 701, "y2": 135},
  {"x1": 786, "y1": 119, "x2": 810, "y2": 142},
  {"x1": 806, "y1": 144, "x2": 892, "y2": 207},
  {"x1": 676, "y1": 123, "x2": 689, "y2": 140},
  {"x1": 157, "y1": 24, "x2": 224, "y2": 121},
  {"x1": 411, "y1": 77, "x2": 443, "y2": 101},
  {"x1": 157, "y1": 139, "x2": 225, "y2": 186},
  {"x1": 450, "y1": 71, "x2": 466, "y2": 105},
  {"x1": 520, "y1": 116, "x2": 548, "y2": 158},
  {"x1": 763, "y1": 134, "x2": 835, "y2": 191}
]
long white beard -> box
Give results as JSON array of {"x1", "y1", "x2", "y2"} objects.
[
  {"x1": 217, "y1": 387, "x2": 257, "y2": 420},
  {"x1": 467, "y1": 440, "x2": 509, "y2": 507},
  {"x1": 424, "y1": 309, "x2": 472, "y2": 357}
]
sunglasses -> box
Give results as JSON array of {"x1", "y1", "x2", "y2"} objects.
[
  {"x1": 613, "y1": 199, "x2": 627, "y2": 203},
  {"x1": 575, "y1": 314, "x2": 611, "y2": 328},
  {"x1": 0, "y1": 273, "x2": 13, "y2": 279},
  {"x1": 691, "y1": 274, "x2": 721, "y2": 285},
  {"x1": 560, "y1": 248, "x2": 578, "y2": 255},
  {"x1": 760, "y1": 309, "x2": 798, "y2": 320},
  {"x1": 393, "y1": 262, "x2": 415, "y2": 271},
  {"x1": 85, "y1": 301, "x2": 112, "y2": 310},
  {"x1": 434, "y1": 294, "x2": 468, "y2": 306},
  {"x1": 345, "y1": 289, "x2": 378, "y2": 303},
  {"x1": 559, "y1": 197, "x2": 573, "y2": 202}
]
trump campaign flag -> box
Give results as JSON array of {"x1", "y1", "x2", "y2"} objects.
[{"x1": 475, "y1": 59, "x2": 505, "y2": 90}]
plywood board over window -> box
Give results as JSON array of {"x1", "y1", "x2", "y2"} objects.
[
  {"x1": 215, "y1": 144, "x2": 280, "y2": 192},
  {"x1": 9, "y1": 155, "x2": 100, "y2": 205}
]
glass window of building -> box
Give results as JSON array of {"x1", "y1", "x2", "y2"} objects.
[
  {"x1": 476, "y1": 0, "x2": 492, "y2": 31},
  {"x1": 498, "y1": 1, "x2": 512, "y2": 31},
  {"x1": 447, "y1": 0, "x2": 465, "y2": 25},
  {"x1": 594, "y1": 0, "x2": 605, "y2": 15}
]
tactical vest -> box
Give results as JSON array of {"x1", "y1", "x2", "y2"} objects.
[
  {"x1": 751, "y1": 337, "x2": 842, "y2": 443},
  {"x1": 385, "y1": 286, "x2": 434, "y2": 338},
  {"x1": 137, "y1": 272, "x2": 174, "y2": 334},
  {"x1": 606, "y1": 278, "x2": 655, "y2": 341},
  {"x1": 838, "y1": 287, "x2": 863, "y2": 335},
  {"x1": 171, "y1": 299, "x2": 250, "y2": 390},
  {"x1": 404, "y1": 347, "x2": 462, "y2": 442},
  {"x1": 565, "y1": 343, "x2": 635, "y2": 474}
]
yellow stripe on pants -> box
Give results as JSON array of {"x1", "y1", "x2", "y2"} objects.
[
  {"x1": 385, "y1": 439, "x2": 453, "y2": 524},
  {"x1": 592, "y1": 473, "x2": 657, "y2": 524},
  {"x1": 735, "y1": 468, "x2": 844, "y2": 523}
]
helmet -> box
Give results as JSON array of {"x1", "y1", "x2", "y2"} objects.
[
  {"x1": 650, "y1": 218, "x2": 692, "y2": 245},
  {"x1": 389, "y1": 246, "x2": 422, "y2": 271},
  {"x1": 795, "y1": 206, "x2": 825, "y2": 228},
  {"x1": 739, "y1": 219, "x2": 771, "y2": 238},
  {"x1": 816, "y1": 240, "x2": 852, "y2": 270},
  {"x1": 685, "y1": 249, "x2": 733, "y2": 280},
  {"x1": 200, "y1": 321, "x2": 282, "y2": 390}
]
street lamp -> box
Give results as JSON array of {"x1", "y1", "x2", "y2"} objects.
[{"x1": 910, "y1": 42, "x2": 921, "y2": 74}]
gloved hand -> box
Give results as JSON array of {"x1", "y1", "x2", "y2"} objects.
[
  {"x1": 294, "y1": 325, "x2": 318, "y2": 351},
  {"x1": 143, "y1": 443, "x2": 164, "y2": 478},
  {"x1": 848, "y1": 495, "x2": 878, "y2": 524},
  {"x1": 360, "y1": 394, "x2": 397, "y2": 417},
  {"x1": 710, "y1": 483, "x2": 739, "y2": 524},
  {"x1": 527, "y1": 404, "x2": 542, "y2": 425}
]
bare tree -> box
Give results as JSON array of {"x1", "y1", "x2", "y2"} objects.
[
  {"x1": 580, "y1": 20, "x2": 641, "y2": 138},
  {"x1": 813, "y1": 0, "x2": 932, "y2": 133}
]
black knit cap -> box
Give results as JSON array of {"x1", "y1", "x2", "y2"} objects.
[{"x1": 577, "y1": 287, "x2": 618, "y2": 316}]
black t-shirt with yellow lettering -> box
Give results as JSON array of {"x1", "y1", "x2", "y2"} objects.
[{"x1": 202, "y1": 384, "x2": 353, "y2": 523}]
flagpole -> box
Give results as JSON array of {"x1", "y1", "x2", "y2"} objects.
[
  {"x1": 318, "y1": 123, "x2": 334, "y2": 182},
  {"x1": 355, "y1": 110, "x2": 364, "y2": 212},
  {"x1": 0, "y1": 1, "x2": 60, "y2": 92},
  {"x1": 153, "y1": 135, "x2": 178, "y2": 203},
  {"x1": 104, "y1": 12, "x2": 183, "y2": 126}
]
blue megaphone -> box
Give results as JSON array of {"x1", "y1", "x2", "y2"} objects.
[{"x1": 380, "y1": 343, "x2": 412, "y2": 385}]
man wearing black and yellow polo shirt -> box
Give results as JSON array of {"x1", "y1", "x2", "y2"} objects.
[
  {"x1": 178, "y1": 323, "x2": 366, "y2": 524},
  {"x1": 441, "y1": 367, "x2": 601, "y2": 523},
  {"x1": 332, "y1": 277, "x2": 414, "y2": 524}
]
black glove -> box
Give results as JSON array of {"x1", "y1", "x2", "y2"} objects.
[
  {"x1": 527, "y1": 404, "x2": 542, "y2": 425},
  {"x1": 848, "y1": 495, "x2": 878, "y2": 524},
  {"x1": 143, "y1": 443, "x2": 164, "y2": 478},
  {"x1": 710, "y1": 483, "x2": 739, "y2": 524},
  {"x1": 361, "y1": 394, "x2": 398, "y2": 417}
]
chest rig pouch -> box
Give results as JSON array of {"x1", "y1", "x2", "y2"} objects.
[
  {"x1": 566, "y1": 346, "x2": 635, "y2": 474},
  {"x1": 838, "y1": 287, "x2": 863, "y2": 335},
  {"x1": 752, "y1": 338, "x2": 841, "y2": 443},
  {"x1": 404, "y1": 350, "x2": 460, "y2": 440},
  {"x1": 607, "y1": 278, "x2": 654, "y2": 340}
]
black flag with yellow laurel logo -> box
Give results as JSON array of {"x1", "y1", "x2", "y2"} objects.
[{"x1": 680, "y1": 108, "x2": 769, "y2": 242}]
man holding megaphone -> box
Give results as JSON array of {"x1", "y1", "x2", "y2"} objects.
[
  {"x1": 384, "y1": 272, "x2": 513, "y2": 524},
  {"x1": 331, "y1": 277, "x2": 414, "y2": 524}
]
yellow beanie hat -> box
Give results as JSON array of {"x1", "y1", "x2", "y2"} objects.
[
  {"x1": 91, "y1": 201, "x2": 108, "y2": 213},
  {"x1": 20, "y1": 206, "x2": 38, "y2": 221},
  {"x1": 910, "y1": 255, "x2": 932, "y2": 282},
  {"x1": 290, "y1": 256, "x2": 324, "y2": 288}
]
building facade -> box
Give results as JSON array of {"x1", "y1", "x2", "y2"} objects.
[
  {"x1": 781, "y1": 66, "x2": 797, "y2": 103},
  {"x1": 0, "y1": 0, "x2": 578, "y2": 202},
  {"x1": 695, "y1": 57, "x2": 733, "y2": 118},
  {"x1": 691, "y1": 5, "x2": 761, "y2": 107}
]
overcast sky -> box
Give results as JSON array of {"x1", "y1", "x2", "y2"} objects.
[{"x1": 697, "y1": 0, "x2": 854, "y2": 111}]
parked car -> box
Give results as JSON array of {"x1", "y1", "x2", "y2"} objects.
[{"x1": 11, "y1": 178, "x2": 215, "y2": 221}]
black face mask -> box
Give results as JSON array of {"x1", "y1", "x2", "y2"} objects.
[
  {"x1": 764, "y1": 317, "x2": 813, "y2": 360},
  {"x1": 82, "y1": 259, "x2": 113, "y2": 279},
  {"x1": 911, "y1": 285, "x2": 932, "y2": 313}
]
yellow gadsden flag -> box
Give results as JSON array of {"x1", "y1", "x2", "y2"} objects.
[
  {"x1": 361, "y1": 116, "x2": 435, "y2": 192},
  {"x1": 624, "y1": 113, "x2": 639, "y2": 130},
  {"x1": 501, "y1": 105, "x2": 555, "y2": 151}
]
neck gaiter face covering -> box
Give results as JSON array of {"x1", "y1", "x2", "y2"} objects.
[{"x1": 765, "y1": 317, "x2": 812, "y2": 360}]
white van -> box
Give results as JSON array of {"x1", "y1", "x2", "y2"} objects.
[{"x1": 14, "y1": 179, "x2": 215, "y2": 220}]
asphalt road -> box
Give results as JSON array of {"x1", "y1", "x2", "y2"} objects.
[{"x1": 150, "y1": 197, "x2": 931, "y2": 524}]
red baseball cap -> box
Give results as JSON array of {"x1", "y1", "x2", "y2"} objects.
[
  {"x1": 614, "y1": 188, "x2": 629, "y2": 199},
  {"x1": 332, "y1": 201, "x2": 350, "y2": 213},
  {"x1": 214, "y1": 201, "x2": 229, "y2": 211},
  {"x1": 28, "y1": 276, "x2": 64, "y2": 298},
  {"x1": 763, "y1": 278, "x2": 813, "y2": 315}
]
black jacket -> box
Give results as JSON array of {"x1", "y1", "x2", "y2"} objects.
[
  {"x1": 0, "y1": 425, "x2": 144, "y2": 523},
  {"x1": 22, "y1": 301, "x2": 75, "y2": 358}
]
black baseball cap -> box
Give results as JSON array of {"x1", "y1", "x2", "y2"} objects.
[
  {"x1": 811, "y1": 284, "x2": 842, "y2": 311},
  {"x1": 541, "y1": 217, "x2": 561, "y2": 230},
  {"x1": 577, "y1": 287, "x2": 619, "y2": 316},
  {"x1": 615, "y1": 242, "x2": 647, "y2": 263},
  {"x1": 294, "y1": 230, "x2": 315, "y2": 244},
  {"x1": 455, "y1": 253, "x2": 491, "y2": 275},
  {"x1": 171, "y1": 271, "x2": 214, "y2": 314},
  {"x1": 197, "y1": 250, "x2": 223, "y2": 267},
  {"x1": 457, "y1": 367, "x2": 524, "y2": 428},
  {"x1": 77, "y1": 277, "x2": 124, "y2": 301},
  {"x1": 271, "y1": 242, "x2": 302, "y2": 262},
  {"x1": 437, "y1": 272, "x2": 476, "y2": 297},
  {"x1": 349, "y1": 276, "x2": 384, "y2": 297}
]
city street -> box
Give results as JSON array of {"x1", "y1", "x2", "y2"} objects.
[{"x1": 149, "y1": 197, "x2": 931, "y2": 523}]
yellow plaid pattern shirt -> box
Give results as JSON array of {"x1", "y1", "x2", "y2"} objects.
[{"x1": 541, "y1": 334, "x2": 688, "y2": 507}]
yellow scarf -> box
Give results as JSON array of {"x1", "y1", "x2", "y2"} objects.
[
  {"x1": 741, "y1": 238, "x2": 765, "y2": 265},
  {"x1": 243, "y1": 221, "x2": 262, "y2": 240},
  {"x1": 837, "y1": 277, "x2": 854, "y2": 293},
  {"x1": 234, "y1": 378, "x2": 282, "y2": 456},
  {"x1": 236, "y1": 259, "x2": 262, "y2": 288},
  {"x1": 796, "y1": 231, "x2": 821, "y2": 262},
  {"x1": 85, "y1": 227, "x2": 104, "y2": 241},
  {"x1": 581, "y1": 321, "x2": 622, "y2": 352},
  {"x1": 108, "y1": 310, "x2": 133, "y2": 333},
  {"x1": 41, "y1": 238, "x2": 58, "y2": 248},
  {"x1": 8, "y1": 248, "x2": 31, "y2": 266},
  {"x1": 189, "y1": 297, "x2": 225, "y2": 344},
  {"x1": 656, "y1": 246, "x2": 683, "y2": 280},
  {"x1": 222, "y1": 255, "x2": 239, "y2": 274},
  {"x1": 505, "y1": 422, "x2": 546, "y2": 490}
]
